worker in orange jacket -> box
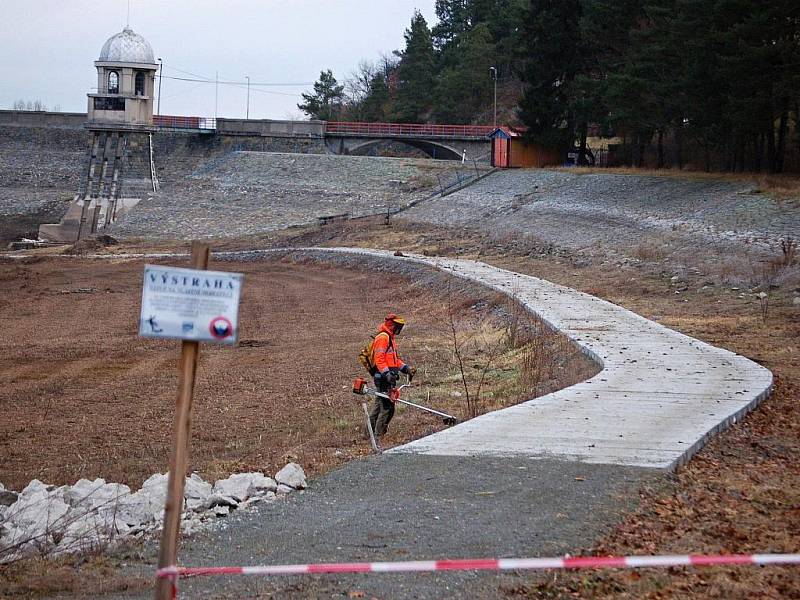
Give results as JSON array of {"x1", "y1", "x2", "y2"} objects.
[{"x1": 370, "y1": 314, "x2": 416, "y2": 436}]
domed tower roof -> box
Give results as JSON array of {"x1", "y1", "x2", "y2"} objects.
[{"x1": 99, "y1": 27, "x2": 155, "y2": 64}]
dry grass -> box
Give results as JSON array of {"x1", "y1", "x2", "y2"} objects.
[{"x1": 0, "y1": 554, "x2": 149, "y2": 597}]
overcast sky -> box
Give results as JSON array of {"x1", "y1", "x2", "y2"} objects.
[{"x1": 0, "y1": 0, "x2": 437, "y2": 119}]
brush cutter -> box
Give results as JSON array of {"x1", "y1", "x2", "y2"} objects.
[{"x1": 352, "y1": 377, "x2": 459, "y2": 426}]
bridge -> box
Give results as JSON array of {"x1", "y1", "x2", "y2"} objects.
[
  {"x1": 152, "y1": 116, "x2": 495, "y2": 161},
  {"x1": 323, "y1": 122, "x2": 494, "y2": 161}
]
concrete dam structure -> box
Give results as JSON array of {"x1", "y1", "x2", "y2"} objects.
[
  {"x1": 0, "y1": 108, "x2": 495, "y2": 244},
  {"x1": 0, "y1": 24, "x2": 490, "y2": 245}
]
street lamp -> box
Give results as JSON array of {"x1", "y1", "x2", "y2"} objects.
[
  {"x1": 489, "y1": 66, "x2": 498, "y2": 128},
  {"x1": 157, "y1": 58, "x2": 163, "y2": 116},
  {"x1": 245, "y1": 75, "x2": 250, "y2": 119}
]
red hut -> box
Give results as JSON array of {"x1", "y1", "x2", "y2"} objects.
[{"x1": 489, "y1": 127, "x2": 562, "y2": 168}]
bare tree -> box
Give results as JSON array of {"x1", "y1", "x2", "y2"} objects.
[
  {"x1": 377, "y1": 52, "x2": 399, "y2": 78},
  {"x1": 346, "y1": 60, "x2": 377, "y2": 103},
  {"x1": 12, "y1": 99, "x2": 48, "y2": 111}
]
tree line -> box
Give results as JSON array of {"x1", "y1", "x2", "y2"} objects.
[
  {"x1": 300, "y1": 0, "x2": 800, "y2": 173},
  {"x1": 11, "y1": 99, "x2": 60, "y2": 112}
]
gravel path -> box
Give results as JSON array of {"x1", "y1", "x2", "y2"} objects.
[{"x1": 96, "y1": 456, "x2": 657, "y2": 600}]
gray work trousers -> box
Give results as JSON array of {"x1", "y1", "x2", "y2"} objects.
[{"x1": 369, "y1": 377, "x2": 395, "y2": 436}]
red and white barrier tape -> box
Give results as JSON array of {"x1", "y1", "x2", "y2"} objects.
[{"x1": 157, "y1": 552, "x2": 800, "y2": 582}]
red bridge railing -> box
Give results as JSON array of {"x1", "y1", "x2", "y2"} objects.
[
  {"x1": 325, "y1": 121, "x2": 495, "y2": 138},
  {"x1": 154, "y1": 115, "x2": 217, "y2": 130}
]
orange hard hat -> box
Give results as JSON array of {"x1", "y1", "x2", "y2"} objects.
[{"x1": 385, "y1": 313, "x2": 406, "y2": 325}]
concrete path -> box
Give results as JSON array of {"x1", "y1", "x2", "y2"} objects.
[
  {"x1": 309, "y1": 248, "x2": 773, "y2": 470},
  {"x1": 29, "y1": 245, "x2": 772, "y2": 470}
]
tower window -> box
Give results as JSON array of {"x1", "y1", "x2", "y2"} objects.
[
  {"x1": 108, "y1": 71, "x2": 119, "y2": 94},
  {"x1": 135, "y1": 72, "x2": 145, "y2": 96}
]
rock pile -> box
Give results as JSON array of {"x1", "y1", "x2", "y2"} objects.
[{"x1": 0, "y1": 463, "x2": 306, "y2": 563}]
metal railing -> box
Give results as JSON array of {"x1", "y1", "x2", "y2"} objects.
[
  {"x1": 325, "y1": 121, "x2": 496, "y2": 138},
  {"x1": 153, "y1": 115, "x2": 217, "y2": 130}
]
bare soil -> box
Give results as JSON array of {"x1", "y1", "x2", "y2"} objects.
[{"x1": 0, "y1": 254, "x2": 593, "y2": 492}]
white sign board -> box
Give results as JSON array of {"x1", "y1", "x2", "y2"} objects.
[{"x1": 139, "y1": 265, "x2": 243, "y2": 345}]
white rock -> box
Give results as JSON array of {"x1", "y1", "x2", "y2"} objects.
[
  {"x1": 142, "y1": 473, "x2": 169, "y2": 493},
  {"x1": 213, "y1": 472, "x2": 275, "y2": 502},
  {"x1": 275, "y1": 463, "x2": 307, "y2": 490},
  {"x1": 117, "y1": 491, "x2": 160, "y2": 528},
  {"x1": 246, "y1": 473, "x2": 278, "y2": 495},
  {"x1": 793, "y1": 297, "x2": 800, "y2": 306},
  {"x1": 0, "y1": 524, "x2": 26, "y2": 563},
  {"x1": 0, "y1": 483, "x2": 4, "y2": 491},
  {"x1": 117, "y1": 474, "x2": 168, "y2": 528},
  {"x1": 212, "y1": 475, "x2": 251, "y2": 502},
  {"x1": 276, "y1": 484, "x2": 294, "y2": 495},
  {"x1": 65, "y1": 478, "x2": 131, "y2": 512},
  {"x1": 184, "y1": 474, "x2": 212, "y2": 512},
  {"x1": 206, "y1": 493, "x2": 239, "y2": 508},
  {"x1": 64, "y1": 478, "x2": 105, "y2": 506},
  {"x1": 20, "y1": 479, "x2": 49, "y2": 497},
  {"x1": 1, "y1": 480, "x2": 70, "y2": 559},
  {"x1": 2, "y1": 470, "x2": 285, "y2": 561},
  {"x1": 54, "y1": 510, "x2": 129, "y2": 555}
]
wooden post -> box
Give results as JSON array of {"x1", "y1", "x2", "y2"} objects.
[{"x1": 155, "y1": 241, "x2": 210, "y2": 600}]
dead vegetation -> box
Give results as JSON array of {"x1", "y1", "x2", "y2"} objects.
[{"x1": 0, "y1": 553, "x2": 149, "y2": 597}]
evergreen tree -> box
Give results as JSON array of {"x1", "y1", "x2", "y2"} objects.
[
  {"x1": 298, "y1": 70, "x2": 345, "y2": 121},
  {"x1": 715, "y1": 0, "x2": 800, "y2": 172},
  {"x1": 434, "y1": 23, "x2": 496, "y2": 123},
  {"x1": 432, "y1": 0, "x2": 470, "y2": 52},
  {"x1": 395, "y1": 11, "x2": 437, "y2": 122},
  {"x1": 517, "y1": 0, "x2": 583, "y2": 151},
  {"x1": 360, "y1": 73, "x2": 391, "y2": 122}
]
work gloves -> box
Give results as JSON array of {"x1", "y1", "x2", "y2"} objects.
[
  {"x1": 385, "y1": 371, "x2": 398, "y2": 387},
  {"x1": 401, "y1": 365, "x2": 417, "y2": 382},
  {"x1": 375, "y1": 370, "x2": 397, "y2": 388}
]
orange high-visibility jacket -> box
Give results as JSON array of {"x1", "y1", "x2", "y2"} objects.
[{"x1": 372, "y1": 323, "x2": 406, "y2": 374}]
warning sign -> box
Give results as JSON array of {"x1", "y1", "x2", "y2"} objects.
[{"x1": 139, "y1": 265, "x2": 243, "y2": 345}]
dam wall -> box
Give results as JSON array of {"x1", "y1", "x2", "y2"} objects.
[{"x1": 0, "y1": 112, "x2": 327, "y2": 243}]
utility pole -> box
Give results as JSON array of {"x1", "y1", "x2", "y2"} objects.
[
  {"x1": 215, "y1": 71, "x2": 219, "y2": 119},
  {"x1": 489, "y1": 66, "x2": 498, "y2": 128},
  {"x1": 245, "y1": 75, "x2": 250, "y2": 119},
  {"x1": 157, "y1": 58, "x2": 163, "y2": 116}
]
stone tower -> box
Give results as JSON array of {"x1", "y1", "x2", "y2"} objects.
[
  {"x1": 40, "y1": 27, "x2": 160, "y2": 242},
  {"x1": 88, "y1": 27, "x2": 158, "y2": 128}
]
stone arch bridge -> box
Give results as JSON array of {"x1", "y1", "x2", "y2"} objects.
[{"x1": 323, "y1": 122, "x2": 493, "y2": 161}]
